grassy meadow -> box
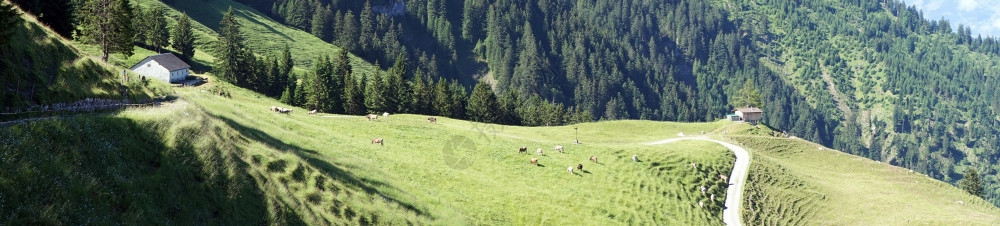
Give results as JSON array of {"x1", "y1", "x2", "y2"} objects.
[
  {"x1": 727, "y1": 132, "x2": 1000, "y2": 225},
  {"x1": 0, "y1": 79, "x2": 738, "y2": 224}
]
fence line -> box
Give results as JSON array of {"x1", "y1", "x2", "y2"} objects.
[{"x1": 0, "y1": 97, "x2": 171, "y2": 125}]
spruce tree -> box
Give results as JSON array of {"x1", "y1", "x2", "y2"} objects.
[
  {"x1": 78, "y1": 0, "x2": 135, "y2": 62},
  {"x1": 145, "y1": 6, "x2": 169, "y2": 53},
  {"x1": 215, "y1": 7, "x2": 250, "y2": 85},
  {"x1": 171, "y1": 13, "x2": 196, "y2": 61},
  {"x1": 960, "y1": 168, "x2": 984, "y2": 198},
  {"x1": 281, "y1": 73, "x2": 298, "y2": 105},
  {"x1": 364, "y1": 63, "x2": 387, "y2": 113},
  {"x1": 467, "y1": 82, "x2": 499, "y2": 123},
  {"x1": 342, "y1": 68, "x2": 366, "y2": 115},
  {"x1": 359, "y1": 0, "x2": 374, "y2": 51},
  {"x1": 386, "y1": 54, "x2": 409, "y2": 112},
  {"x1": 311, "y1": 5, "x2": 333, "y2": 42},
  {"x1": 733, "y1": 79, "x2": 763, "y2": 109},
  {"x1": 432, "y1": 78, "x2": 452, "y2": 117},
  {"x1": 307, "y1": 55, "x2": 334, "y2": 112}
]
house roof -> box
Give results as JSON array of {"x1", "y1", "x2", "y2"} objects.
[
  {"x1": 735, "y1": 107, "x2": 763, "y2": 113},
  {"x1": 130, "y1": 53, "x2": 190, "y2": 71}
]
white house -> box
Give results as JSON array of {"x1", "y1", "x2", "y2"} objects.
[{"x1": 130, "y1": 53, "x2": 190, "y2": 83}]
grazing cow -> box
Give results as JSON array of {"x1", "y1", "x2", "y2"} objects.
[
  {"x1": 719, "y1": 174, "x2": 729, "y2": 183},
  {"x1": 568, "y1": 166, "x2": 574, "y2": 174},
  {"x1": 632, "y1": 155, "x2": 639, "y2": 162},
  {"x1": 700, "y1": 186, "x2": 707, "y2": 195},
  {"x1": 371, "y1": 138, "x2": 384, "y2": 146},
  {"x1": 270, "y1": 106, "x2": 278, "y2": 112},
  {"x1": 530, "y1": 158, "x2": 538, "y2": 165},
  {"x1": 691, "y1": 162, "x2": 697, "y2": 170},
  {"x1": 366, "y1": 114, "x2": 379, "y2": 121},
  {"x1": 278, "y1": 108, "x2": 292, "y2": 114},
  {"x1": 518, "y1": 146, "x2": 527, "y2": 154},
  {"x1": 711, "y1": 194, "x2": 716, "y2": 202},
  {"x1": 589, "y1": 156, "x2": 598, "y2": 163},
  {"x1": 536, "y1": 148, "x2": 543, "y2": 156},
  {"x1": 308, "y1": 109, "x2": 318, "y2": 115},
  {"x1": 577, "y1": 164, "x2": 583, "y2": 171},
  {"x1": 427, "y1": 117, "x2": 437, "y2": 123},
  {"x1": 382, "y1": 112, "x2": 390, "y2": 118},
  {"x1": 554, "y1": 145, "x2": 564, "y2": 153}
]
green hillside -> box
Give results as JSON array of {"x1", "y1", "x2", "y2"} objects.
[
  {"x1": 727, "y1": 131, "x2": 1000, "y2": 224},
  {"x1": 0, "y1": 2, "x2": 169, "y2": 110},
  {"x1": 5, "y1": 77, "x2": 999, "y2": 224}
]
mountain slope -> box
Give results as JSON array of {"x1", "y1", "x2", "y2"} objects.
[{"x1": 0, "y1": 2, "x2": 169, "y2": 110}]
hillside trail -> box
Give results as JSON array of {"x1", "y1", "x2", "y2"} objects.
[{"x1": 647, "y1": 136, "x2": 749, "y2": 226}]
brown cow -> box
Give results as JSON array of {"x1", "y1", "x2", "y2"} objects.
[
  {"x1": 366, "y1": 114, "x2": 379, "y2": 121},
  {"x1": 427, "y1": 117, "x2": 437, "y2": 123},
  {"x1": 518, "y1": 146, "x2": 527, "y2": 154},
  {"x1": 530, "y1": 158, "x2": 538, "y2": 165},
  {"x1": 589, "y1": 156, "x2": 598, "y2": 163},
  {"x1": 371, "y1": 138, "x2": 384, "y2": 146}
]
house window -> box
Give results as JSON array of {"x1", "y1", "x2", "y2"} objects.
[{"x1": 147, "y1": 63, "x2": 151, "y2": 67}]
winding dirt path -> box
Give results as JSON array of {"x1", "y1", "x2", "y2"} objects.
[{"x1": 647, "y1": 136, "x2": 749, "y2": 226}]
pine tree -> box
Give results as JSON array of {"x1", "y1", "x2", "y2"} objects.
[
  {"x1": 281, "y1": 73, "x2": 298, "y2": 105},
  {"x1": 338, "y1": 10, "x2": 359, "y2": 51},
  {"x1": 215, "y1": 7, "x2": 251, "y2": 85},
  {"x1": 364, "y1": 62, "x2": 387, "y2": 113},
  {"x1": 311, "y1": 4, "x2": 333, "y2": 42},
  {"x1": 432, "y1": 78, "x2": 452, "y2": 117},
  {"x1": 448, "y1": 81, "x2": 467, "y2": 119},
  {"x1": 733, "y1": 79, "x2": 763, "y2": 109},
  {"x1": 284, "y1": 0, "x2": 312, "y2": 31},
  {"x1": 306, "y1": 55, "x2": 334, "y2": 112},
  {"x1": 171, "y1": 13, "x2": 195, "y2": 61},
  {"x1": 467, "y1": 82, "x2": 499, "y2": 123},
  {"x1": 359, "y1": 0, "x2": 374, "y2": 51},
  {"x1": 0, "y1": 1, "x2": 20, "y2": 45},
  {"x1": 77, "y1": 0, "x2": 135, "y2": 62},
  {"x1": 410, "y1": 70, "x2": 430, "y2": 115},
  {"x1": 342, "y1": 67, "x2": 366, "y2": 115},
  {"x1": 386, "y1": 54, "x2": 409, "y2": 112},
  {"x1": 960, "y1": 168, "x2": 984, "y2": 198},
  {"x1": 145, "y1": 6, "x2": 169, "y2": 53}
]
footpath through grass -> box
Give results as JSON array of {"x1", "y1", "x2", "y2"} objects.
[{"x1": 726, "y1": 124, "x2": 1000, "y2": 225}]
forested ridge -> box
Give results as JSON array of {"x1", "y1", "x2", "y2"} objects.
[
  {"x1": 237, "y1": 0, "x2": 1000, "y2": 206},
  {"x1": 4, "y1": 0, "x2": 998, "y2": 206}
]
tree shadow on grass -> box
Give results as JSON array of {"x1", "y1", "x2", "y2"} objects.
[
  {"x1": 209, "y1": 113, "x2": 429, "y2": 218},
  {"x1": 0, "y1": 116, "x2": 278, "y2": 225}
]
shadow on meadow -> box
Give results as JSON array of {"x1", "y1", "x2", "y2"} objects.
[
  {"x1": 209, "y1": 112, "x2": 431, "y2": 223},
  {"x1": 0, "y1": 115, "x2": 285, "y2": 225}
]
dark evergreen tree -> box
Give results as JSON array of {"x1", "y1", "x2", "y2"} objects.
[
  {"x1": 364, "y1": 62, "x2": 387, "y2": 113},
  {"x1": 144, "y1": 6, "x2": 169, "y2": 53},
  {"x1": 311, "y1": 5, "x2": 333, "y2": 42},
  {"x1": 77, "y1": 0, "x2": 135, "y2": 62},
  {"x1": 214, "y1": 7, "x2": 251, "y2": 85},
  {"x1": 961, "y1": 168, "x2": 984, "y2": 198},
  {"x1": 467, "y1": 82, "x2": 499, "y2": 123},
  {"x1": 171, "y1": 13, "x2": 195, "y2": 61}
]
